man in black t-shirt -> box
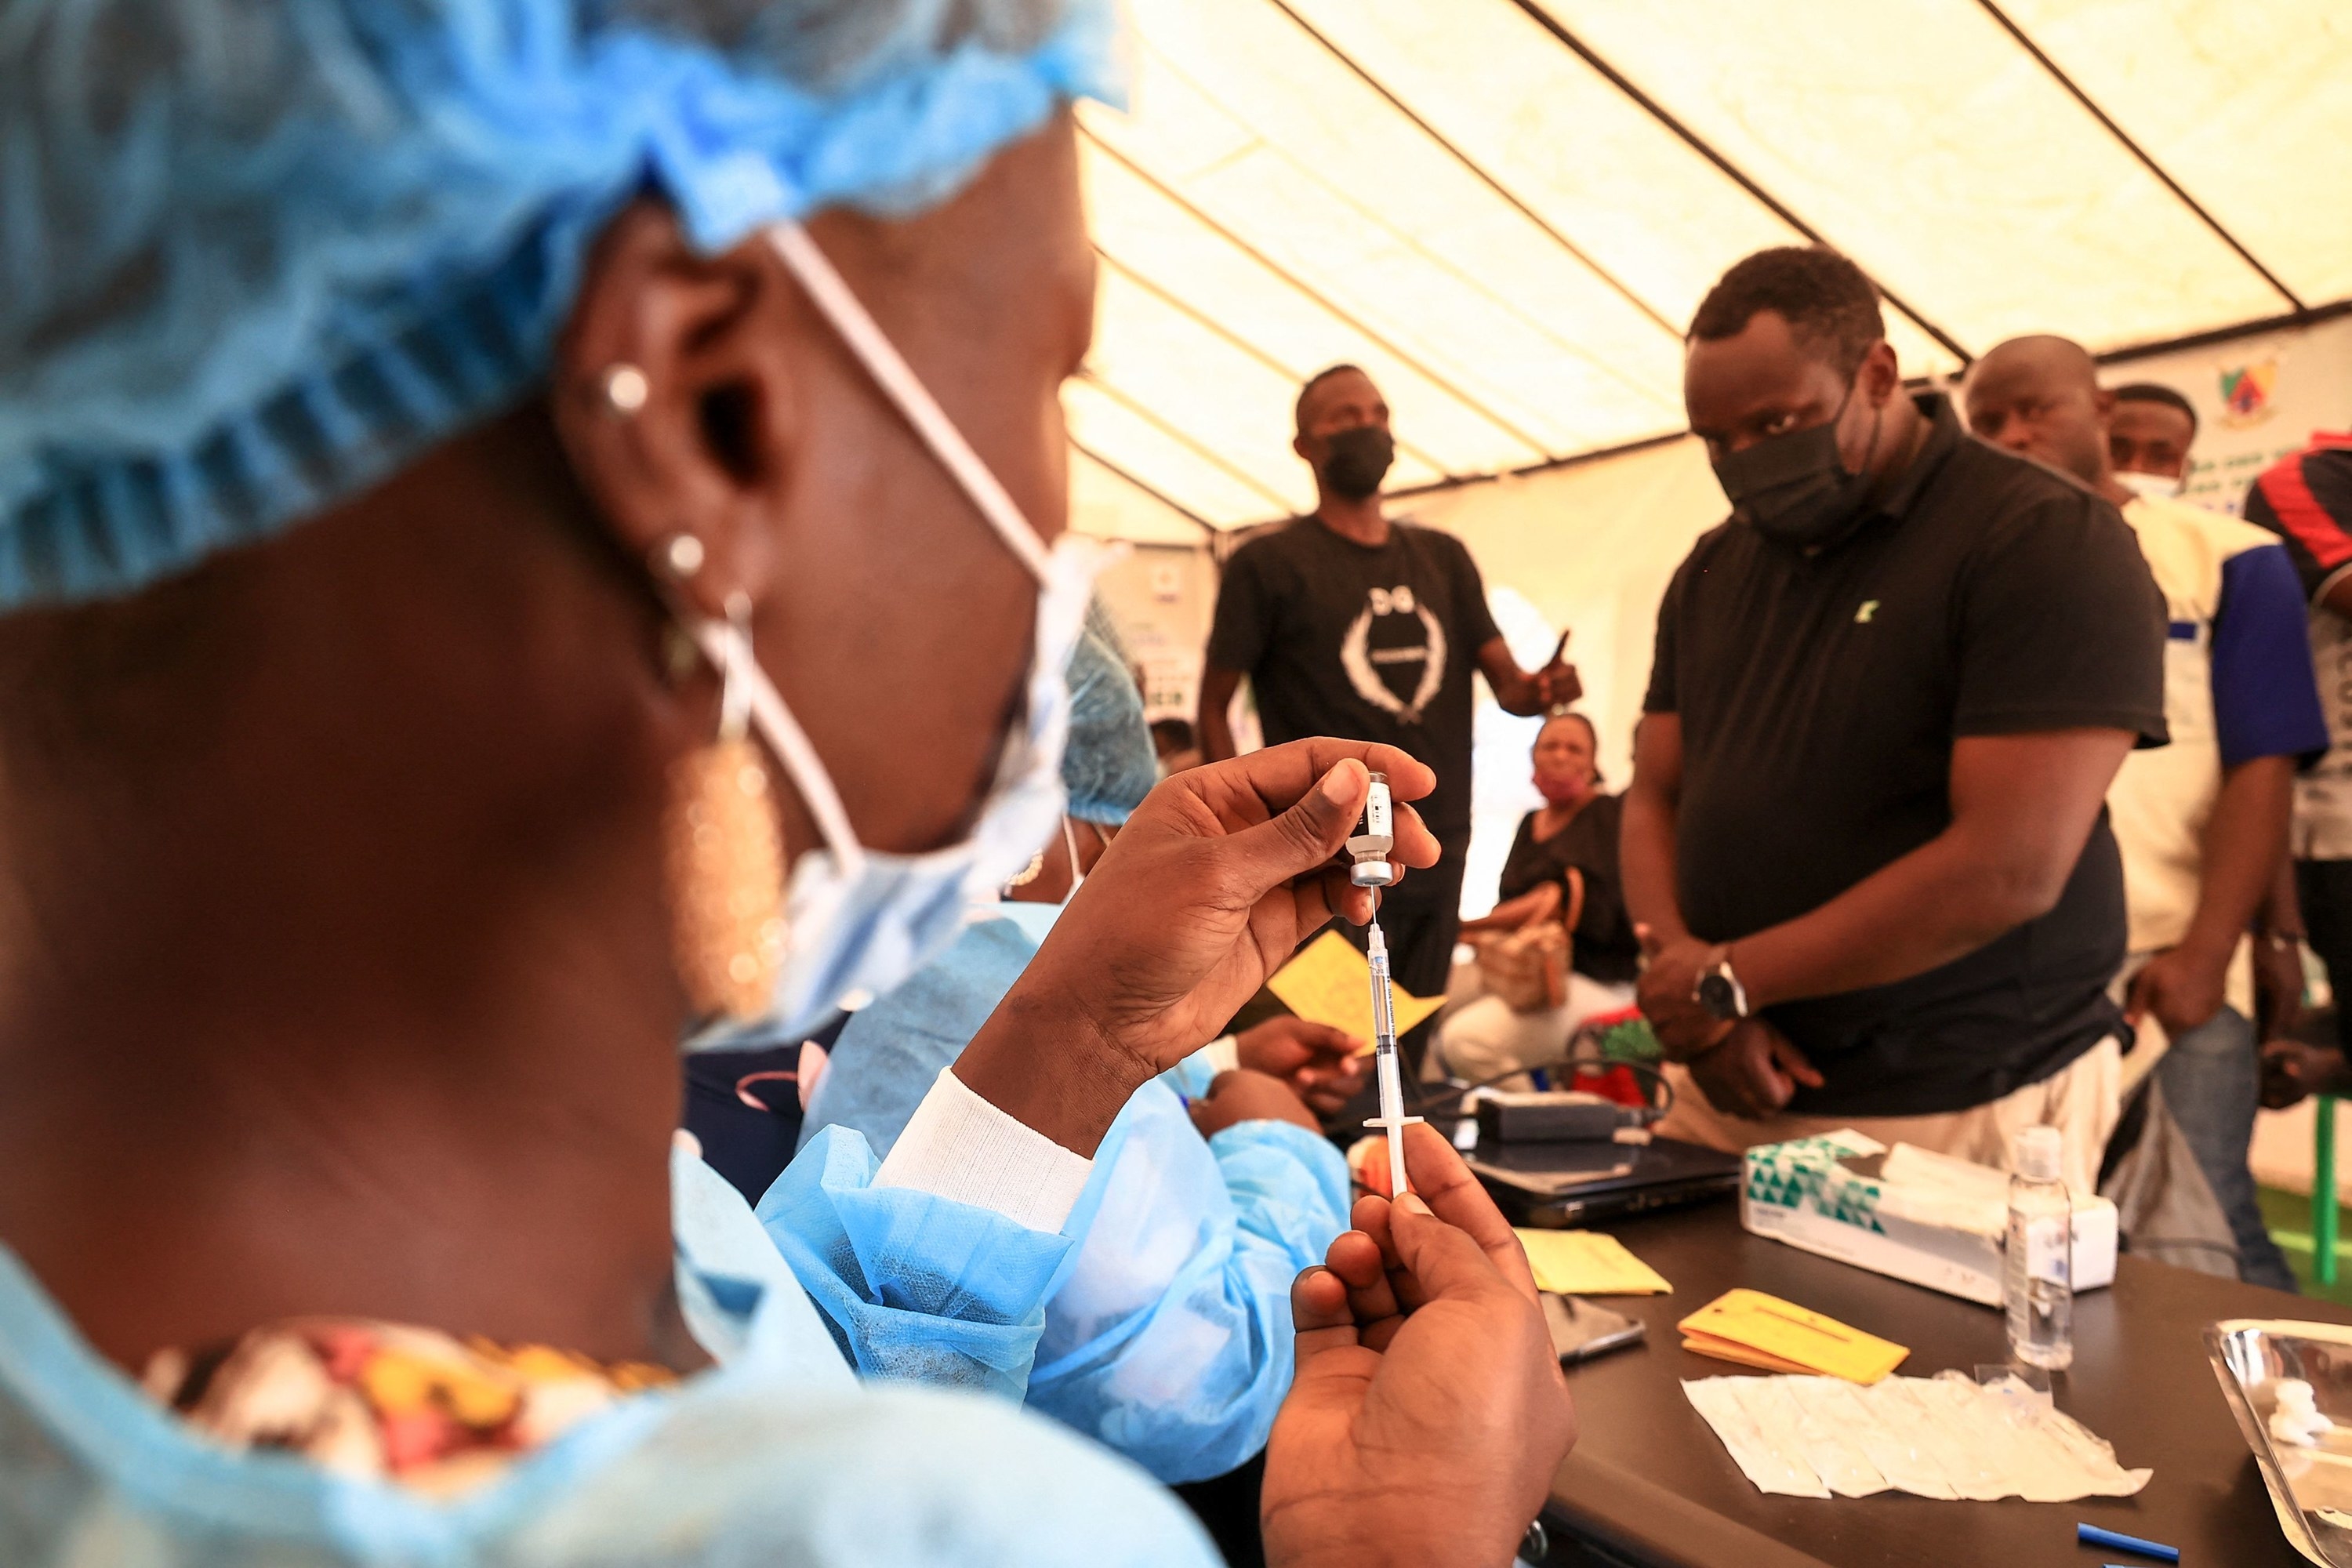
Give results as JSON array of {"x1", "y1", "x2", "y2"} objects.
[
  {"x1": 1624, "y1": 249, "x2": 2166, "y2": 1181},
  {"x1": 1200, "y1": 365, "x2": 1577, "y2": 1000}
]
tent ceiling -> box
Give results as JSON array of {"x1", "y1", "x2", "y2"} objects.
[{"x1": 1069, "y1": 0, "x2": 2352, "y2": 532}]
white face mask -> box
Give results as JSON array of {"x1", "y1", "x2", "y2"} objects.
[
  {"x1": 2114, "y1": 468, "x2": 2184, "y2": 500},
  {"x1": 684, "y1": 221, "x2": 1102, "y2": 1046}
]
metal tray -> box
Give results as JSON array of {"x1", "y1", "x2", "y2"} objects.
[{"x1": 2208, "y1": 1319, "x2": 2352, "y2": 1566}]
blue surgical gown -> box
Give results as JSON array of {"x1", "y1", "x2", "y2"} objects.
[
  {"x1": 800, "y1": 905, "x2": 1353, "y2": 1483},
  {"x1": 0, "y1": 1144, "x2": 1219, "y2": 1566}
]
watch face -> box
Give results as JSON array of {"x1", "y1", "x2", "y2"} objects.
[{"x1": 1697, "y1": 970, "x2": 1736, "y2": 1018}]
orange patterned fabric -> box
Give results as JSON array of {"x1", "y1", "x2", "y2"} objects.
[{"x1": 142, "y1": 1320, "x2": 675, "y2": 1497}]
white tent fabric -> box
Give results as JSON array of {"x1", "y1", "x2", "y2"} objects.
[{"x1": 1069, "y1": 0, "x2": 2352, "y2": 535}]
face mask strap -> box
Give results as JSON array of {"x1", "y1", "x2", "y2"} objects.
[
  {"x1": 1821, "y1": 372, "x2": 1873, "y2": 477},
  {"x1": 765, "y1": 221, "x2": 1054, "y2": 586},
  {"x1": 684, "y1": 615, "x2": 870, "y2": 880},
  {"x1": 717, "y1": 593, "x2": 753, "y2": 743}
]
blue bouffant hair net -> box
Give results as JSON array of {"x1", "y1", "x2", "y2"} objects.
[
  {"x1": 1062, "y1": 612, "x2": 1156, "y2": 826},
  {"x1": 0, "y1": 0, "x2": 1123, "y2": 610}
]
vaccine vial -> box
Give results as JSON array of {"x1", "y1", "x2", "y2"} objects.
[
  {"x1": 2003, "y1": 1125, "x2": 2074, "y2": 1370},
  {"x1": 1348, "y1": 771, "x2": 1396, "y2": 887}
]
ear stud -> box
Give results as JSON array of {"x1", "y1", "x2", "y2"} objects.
[
  {"x1": 600, "y1": 363, "x2": 650, "y2": 416},
  {"x1": 655, "y1": 532, "x2": 706, "y2": 581}
]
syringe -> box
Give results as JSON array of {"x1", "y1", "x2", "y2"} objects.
[
  {"x1": 1350, "y1": 770, "x2": 1421, "y2": 1196},
  {"x1": 1363, "y1": 918, "x2": 1420, "y2": 1197}
]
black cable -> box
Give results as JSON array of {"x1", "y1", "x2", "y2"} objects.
[{"x1": 1402, "y1": 1052, "x2": 1675, "y2": 1123}]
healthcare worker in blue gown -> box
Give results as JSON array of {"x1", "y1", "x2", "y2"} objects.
[
  {"x1": 797, "y1": 621, "x2": 1356, "y2": 1484},
  {"x1": 0, "y1": 2, "x2": 1577, "y2": 1564}
]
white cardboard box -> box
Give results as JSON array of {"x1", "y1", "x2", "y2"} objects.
[{"x1": 1740, "y1": 1130, "x2": 2118, "y2": 1308}]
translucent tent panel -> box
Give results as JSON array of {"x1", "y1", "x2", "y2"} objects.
[
  {"x1": 1062, "y1": 0, "x2": 2343, "y2": 535},
  {"x1": 1064, "y1": 372, "x2": 1302, "y2": 528},
  {"x1": 1068, "y1": 445, "x2": 1218, "y2": 546},
  {"x1": 1081, "y1": 141, "x2": 1546, "y2": 477},
  {"x1": 1076, "y1": 266, "x2": 1452, "y2": 517},
  {"x1": 1276, "y1": 0, "x2": 1966, "y2": 382},
  {"x1": 1532, "y1": 0, "x2": 2283, "y2": 352},
  {"x1": 1998, "y1": 0, "x2": 2352, "y2": 307},
  {"x1": 1270, "y1": 0, "x2": 1777, "y2": 346},
  {"x1": 1091, "y1": 0, "x2": 1692, "y2": 456}
]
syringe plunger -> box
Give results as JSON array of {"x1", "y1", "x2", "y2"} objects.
[{"x1": 1363, "y1": 914, "x2": 1421, "y2": 1196}]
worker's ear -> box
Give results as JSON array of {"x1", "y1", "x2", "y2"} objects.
[
  {"x1": 1857, "y1": 339, "x2": 1903, "y2": 409},
  {"x1": 1293, "y1": 429, "x2": 1316, "y2": 464},
  {"x1": 550, "y1": 201, "x2": 802, "y2": 621}
]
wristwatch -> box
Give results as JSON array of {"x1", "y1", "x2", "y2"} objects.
[{"x1": 1693, "y1": 949, "x2": 1750, "y2": 1022}]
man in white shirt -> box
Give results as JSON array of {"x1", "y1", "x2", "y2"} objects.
[{"x1": 2107, "y1": 382, "x2": 2201, "y2": 495}]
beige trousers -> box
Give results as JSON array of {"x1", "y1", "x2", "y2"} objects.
[
  {"x1": 1427, "y1": 961, "x2": 1637, "y2": 1091},
  {"x1": 1655, "y1": 1036, "x2": 2123, "y2": 1194}
]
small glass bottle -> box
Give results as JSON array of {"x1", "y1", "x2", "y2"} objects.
[
  {"x1": 2004, "y1": 1125, "x2": 2074, "y2": 1370},
  {"x1": 1348, "y1": 771, "x2": 1396, "y2": 887}
]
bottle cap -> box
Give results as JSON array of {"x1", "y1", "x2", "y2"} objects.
[{"x1": 2013, "y1": 1124, "x2": 2063, "y2": 1182}]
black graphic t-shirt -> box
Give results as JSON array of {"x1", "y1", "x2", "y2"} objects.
[{"x1": 1207, "y1": 517, "x2": 1501, "y2": 841}]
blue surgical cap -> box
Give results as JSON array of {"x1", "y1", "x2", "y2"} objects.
[
  {"x1": 1062, "y1": 615, "x2": 1156, "y2": 826},
  {"x1": 0, "y1": 0, "x2": 1123, "y2": 610}
]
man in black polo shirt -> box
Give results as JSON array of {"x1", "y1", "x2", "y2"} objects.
[
  {"x1": 1624, "y1": 248, "x2": 2167, "y2": 1181},
  {"x1": 1199, "y1": 364, "x2": 1577, "y2": 1001}
]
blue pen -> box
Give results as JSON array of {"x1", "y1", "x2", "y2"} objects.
[{"x1": 2077, "y1": 1522, "x2": 2179, "y2": 1562}]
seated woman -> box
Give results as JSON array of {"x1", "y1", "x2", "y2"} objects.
[
  {"x1": 0, "y1": 2, "x2": 1573, "y2": 1564},
  {"x1": 1435, "y1": 712, "x2": 1642, "y2": 1087},
  {"x1": 803, "y1": 622, "x2": 1352, "y2": 1486}
]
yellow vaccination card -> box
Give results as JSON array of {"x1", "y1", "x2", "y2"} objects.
[
  {"x1": 1515, "y1": 1229, "x2": 1671, "y2": 1296},
  {"x1": 1267, "y1": 930, "x2": 1445, "y2": 1054},
  {"x1": 1679, "y1": 1333, "x2": 1816, "y2": 1376},
  {"x1": 1675, "y1": 1290, "x2": 1909, "y2": 1385}
]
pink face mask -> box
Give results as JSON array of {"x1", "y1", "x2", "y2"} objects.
[{"x1": 1533, "y1": 768, "x2": 1593, "y2": 807}]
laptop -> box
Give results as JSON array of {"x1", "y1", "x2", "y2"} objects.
[{"x1": 1468, "y1": 1134, "x2": 1742, "y2": 1228}]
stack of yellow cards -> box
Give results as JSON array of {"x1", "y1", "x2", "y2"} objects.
[
  {"x1": 1675, "y1": 1290, "x2": 1908, "y2": 1384},
  {"x1": 1515, "y1": 1229, "x2": 1671, "y2": 1296},
  {"x1": 1267, "y1": 931, "x2": 1445, "y2": 1053}
]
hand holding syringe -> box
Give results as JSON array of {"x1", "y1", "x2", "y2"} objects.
[{"x1": 1348, "y1": 771, "x2": 1421, "y2": 1196}]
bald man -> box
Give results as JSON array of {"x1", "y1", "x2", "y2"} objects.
[{"x1": 1967, "y1": 334, "x2": 2326, "y2": 1290}]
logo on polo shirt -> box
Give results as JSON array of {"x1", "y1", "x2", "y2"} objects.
[{"x1": 1855, "y1": 600, "x2": 1880, "y2": 624}]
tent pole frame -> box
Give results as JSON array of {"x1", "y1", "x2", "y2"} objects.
[
  {"x1": 1498, "y1": 0, "x2": 1973, "y2": 366},
  {"x1": 1082, "y1": 125, "x2": 1559, "y2": 462},
  {"x1": 1075, "y1": 369, "x2": 1299, "y2": 514},
  {"x1": 1258, "y1": 0, "x2": 1680, "y2": 343},
  {"x1": 1069, "y1": 438, "x2": 1220, "y2": 535},
  {"x1": 1092, "y1": 250, "x2": 1456, "y2": 480},
  {"x1": 1971, "y1": 0, "x2": 2303, "y2": 314}
]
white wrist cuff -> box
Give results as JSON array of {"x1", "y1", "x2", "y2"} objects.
[
  {"x1": 1203, "y1": 1035, "x2": 1241, "y2": 1076},
  {"x1": 873, "y1": 1066, "x2": 1094, "y2": 1233}
]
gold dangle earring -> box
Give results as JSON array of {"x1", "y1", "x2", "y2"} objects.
[{"x1": 657, "y1": 553, "x2": 786, "y2": 1021}]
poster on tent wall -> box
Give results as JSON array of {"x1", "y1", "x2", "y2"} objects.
[
  {"x1": 1089, "y1": 543, "x2": 1219, "y2": 724},
  {"x1": 2106, "y1": 313, "x2": 2352, "y2": 514}
]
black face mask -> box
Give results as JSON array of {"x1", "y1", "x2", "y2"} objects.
[
  {"x1": 1710, "y1": 383, "x2": 1883, "y2": 550},
  {"x1": 1318, "y1": 426, "x2": 1395, "y2": 500}
]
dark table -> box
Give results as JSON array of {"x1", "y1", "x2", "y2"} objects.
[{"x1": 1538, "y1": 1200, "x2": 2341, "y2": 1567}]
